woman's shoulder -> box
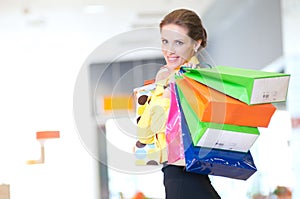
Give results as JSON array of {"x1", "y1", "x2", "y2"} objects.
[{"x1": 157, "y1": 65, "x2": 169, "y2": 74}]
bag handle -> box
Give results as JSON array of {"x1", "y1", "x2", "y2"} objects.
[
  {"x1": 179, "y1": 61, "x2": 213, "y2": 74},
  {"x1": 197, "y1": 61, "x2": 213, "y2": 69}
]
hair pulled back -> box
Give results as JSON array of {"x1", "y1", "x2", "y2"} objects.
[{"x1": 160, "y1": 9, "x2": 207, "y2": 48}]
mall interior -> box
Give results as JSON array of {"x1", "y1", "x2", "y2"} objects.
[{"x1": 0, "y1": 0, "x2": 300, "y2": 198}]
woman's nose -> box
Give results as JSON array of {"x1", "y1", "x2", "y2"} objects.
[{"x1": 165, "y1": 44, "x2": 175, "y2": 55}]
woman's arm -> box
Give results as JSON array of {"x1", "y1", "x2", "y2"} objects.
[
  {"x1": 155, "y1": 66, "x2": 169, "y2": 83},
  {"x1": 155, "y1": 66, "x2": 173, "y2": 98}
]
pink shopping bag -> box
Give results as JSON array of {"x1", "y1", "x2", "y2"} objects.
[{"x1": 165, "y1": 83, "x2": 185, "y2": 163}]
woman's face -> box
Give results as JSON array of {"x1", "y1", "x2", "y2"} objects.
[{"x1": 161, "y1": 24, "x2": 196, "y2": 70}]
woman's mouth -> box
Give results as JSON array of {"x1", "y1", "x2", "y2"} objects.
[{"x1": 167, "y1": 56, "x2": 180, "y2": 63}]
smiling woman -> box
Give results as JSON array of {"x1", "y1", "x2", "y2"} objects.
[
  {"x1": 160, "y1": 24, "x2": 197, "y2": 70},
  {"x1": 159, "y1": 9, "x2": 207, "y2": 71},
  {"x1": 158, "y1": 9, "x2": 220, "y2": 199},
  {"x1": 134, "y1": 8, "x2": 220, "y2": 199}
]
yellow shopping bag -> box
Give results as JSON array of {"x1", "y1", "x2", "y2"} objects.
[{"x1": 133, "y1": 82, "x2": 170, "y2": 165}]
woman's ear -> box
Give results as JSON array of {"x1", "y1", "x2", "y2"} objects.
[{"x1": 194, "y1": 40, "x2": 202, "y2": 52}]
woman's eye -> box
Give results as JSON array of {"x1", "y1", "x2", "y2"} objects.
[
  {"x1": 176, "y1": 40, "x2": 184, "y2": 45},
  {"x1": 162, "y1": 39, "x2": 168, "y2": 44}
]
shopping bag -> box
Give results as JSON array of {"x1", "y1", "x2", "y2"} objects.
[
  {"x1": 183, "y1": 66, "x2": 290, "y2": 105},
  {"x1": 176, "y1": 86, "x2": 257, "y2": 180},
  {"x1": 134, "y1": 83, "x2": 156, "y2": 125},
  {"x1": 133, "y1": 82, "x2": 170, "y2": 165},
  {"x1": 176, "y1": 76, "x2": 276, "y2": 127},
  {"x1": 165, "y1": 83, "x2": 184, "y2": 163},
  {"x1": 176, "y1": 84, "x2": 260, "y2": 153},
  {"x1": 134, "y1": 133, "x2": 166, "y2": 165}
]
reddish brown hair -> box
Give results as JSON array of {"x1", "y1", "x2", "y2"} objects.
[{"x1": 160, "y1": 9, "x2": 207, "y2": 48}]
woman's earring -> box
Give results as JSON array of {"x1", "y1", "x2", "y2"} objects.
[{"x1": 194, "y1": 43, "x2": 200, "y2": 52}]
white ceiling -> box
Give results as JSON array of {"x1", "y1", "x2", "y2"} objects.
[
  {"x1": 0, "y1": 0, "x2": 221, "y2": 65},
  {"x1": 1, "y1": 0, "x2": 299, "y2": 43},
  {"x1": 0, "y1": 0, "x2": 217, "y2": 63},
  {"x1": 1, "y1": 0, "x2": 299, "y2": 67},
  {"x1": 0, "y1": 0, "x2": 215, "y2": 30}
]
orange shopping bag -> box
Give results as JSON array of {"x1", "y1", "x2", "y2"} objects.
[{"x1": 176, "y1": 76, "x2": 276, "y2": 127}]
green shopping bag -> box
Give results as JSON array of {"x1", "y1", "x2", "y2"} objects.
[
  {"x1": 176, "y1": 84, "x2": 260, "y2": 153},
  {"x1": 183, "y1": 66, "x2": 290, "y2": 105}
]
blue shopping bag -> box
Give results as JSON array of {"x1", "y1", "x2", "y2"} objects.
[{"x1": 176, "y1": 85, "x2": 257, "y2": 180}]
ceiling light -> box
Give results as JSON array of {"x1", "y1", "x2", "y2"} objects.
[{"x1": 83, "y1": 5, "x2": 106, "y2": 14}]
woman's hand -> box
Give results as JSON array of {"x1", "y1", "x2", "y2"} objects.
[
  {"x1": 185, "y1": 62, "x2": 198, "y2": 69},
  {"x1": 162, "y1": 84, "x2": 170, "y2": 98}
]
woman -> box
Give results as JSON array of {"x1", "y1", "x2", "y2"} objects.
[{"x1": 157, "y1": 9, "x2": 221, "y2": 199}]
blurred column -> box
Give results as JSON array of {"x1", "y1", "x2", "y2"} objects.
[{"x1": 282, "y1": 0, "x2": 300, "y2": 198}]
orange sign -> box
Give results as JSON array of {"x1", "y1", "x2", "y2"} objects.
[{"x1": 103, "y1": 95, "x2": 134, "y2": 112}]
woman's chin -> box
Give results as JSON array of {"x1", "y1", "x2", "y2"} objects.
[{"x1": 167, "y1": 62, "x2": 181, "y2": 70}]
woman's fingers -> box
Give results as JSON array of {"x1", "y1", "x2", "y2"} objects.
[{"x1": 185, "y1": 62, "x2": 197, "y2": 69}]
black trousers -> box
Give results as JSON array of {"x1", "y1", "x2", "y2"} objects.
[{"x1": 162, "y1": 165, "x2": 221, "y2": 199}]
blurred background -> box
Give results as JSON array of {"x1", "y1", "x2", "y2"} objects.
[{"x1": 0, "y1": 0, "x2": 300, "y2": 198}]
